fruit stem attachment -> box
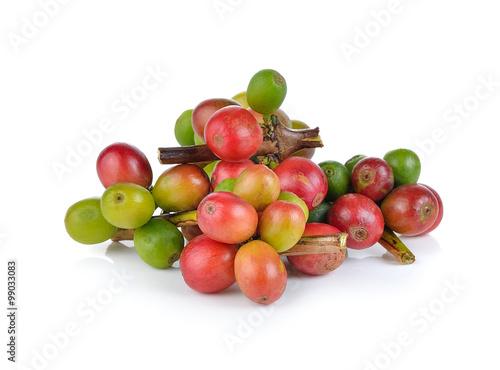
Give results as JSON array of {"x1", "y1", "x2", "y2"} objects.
[
  {"x1": 111, "y1": 211, "x2": 348, "y2": 256},
  {"x1": 157, "y1": 114, "x2": 323, "y2": 165},
  {"x1": 254, "y1": 114, "x2": 323, "y2": 166},
  {"x1": 262, "y1": 114, "x2": 271, "y2": 125},
  {"x1": 111, "y1": 211, "x2": 198, "y2": 242},
  {"x1": 378, "y1": 226, "x2": 415, "y2": 265}
]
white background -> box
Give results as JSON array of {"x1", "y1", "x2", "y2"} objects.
[{"x1": 1, "y1": 1, "x2": 499, "y2": 369}]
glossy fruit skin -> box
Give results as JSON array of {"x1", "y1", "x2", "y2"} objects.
[
  {"x1": 197, "y1": 192, "x2": 258, "y2": 244},
  {"x1": 319, "y1": 160, "x2": 350, "y2": 202},
  {"x1": 64, "y1": 197, "x2": 118, "y2": 244},
  {"x1": 234, "y1": 240, "x2": 287, "y2": 304},
  {"x1": 191, "y1": 98, "x2": 240, "y2": 140},
  {"x1": 174, "y1": 109, "x2": 195, "y2": 146},
  {"x1": 231, "y1": 91, "x2": 249, "y2": 108},
  {"x1": 100, "y1": 182, "x2": 156, "y2": 230},
  {"x1": 380, "y1": 184, "x2": 439, "y2": 236},
  {"x1": 273, "y1": 156, "x2": 328, "y2": 211},
  {"x1": 133, "y1": 218, "x2": 184, "y2": 269},
  {"x1": 417, "y1": 184, "x2": 443, "y2": 235},
  {"x1": 287, "y1": 223, "x2": 346, "y2": 276},
  {"x1": 233, "y1": 164, "x2": 281, "y2": 212},
  {"x1": 214, "y1": 178, "x2": 236, "y2": 192},
  {"x1": 327, "y1": 193, "x2": 384, "y2": 250},
  {"x1": 211, "y1": 160, "x2": 254, "y2": 189},
  {"x1": 344, "y1": 154, "x2": 366, "y2": 174},
  {"x1": 204, "y1": 106, "x2": 263, "y2": 162},
  {"x1": 384, "y1": 148, "x2": 421, "y2": 186},
  {"x1": 351, "y1": 157, "x2": 394, "y2": 202},
  {"x1": 203, "y1": 160, "x2": 220, "y2": 179},
  {"x1": 307, "y1": 202, "x2": 331, "y2": 223},
  {"x1": 258, "y1": 200, "x2": 306, "y2": 253},
  {"x1": 180, "y1": 235, "x2": 237, "y2": 294},
  {"x1": 96, "y1": 142, "x2": 153, "y2": 189},
  {"x1": 181, "y1": 225, "x2": 203, "y2": 241},
  {"x1": 247, "y1": 69, "x2": 287, "y2": 115},
  {"x1": 277, "y1": 191, "x2": 309, "y2": 221},
  {"x1": 194, "y1": 133, "x2": 205, "y2": 145},
  {"x1": 152, "y1": 164, "x2": 210, "y2": 213},
  {"x1": 247, "y1": 107, "x2": 292, "y2": 128}
]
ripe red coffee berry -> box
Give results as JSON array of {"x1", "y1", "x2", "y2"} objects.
[
  {"x1": 273, "y1": 156, "x2": 328, "y2": 211},
  {"x1": 204, "y1": 106, "x2": 263, "y2": 162},
  {"x1": 191, "y1": 98, "x2": 240, "y2": 140},
  {"x1": 327, "y1": 193, "x2": 384, "y2": 250},
  {"x1": 351, "y1": 157, "x2": 394, "y2": 202},
  {"x1": 380, "y1": 184, "x2": 439, "y2": 236},
  {"x1": 416, "y1": 184, "x2": 444, "y2": 235},
  {"x1": 235, "y1": 240, "x2": 287, "y2": 305},
  {"x1": 179, "y1": 235, "x2": 237, "y2": 294},
  {"x1": 197, "y1": 191, "x2": 258, "y2": 244},
  {"x1": 96, "y1": 142, "x2": 153, "y2": 189}
]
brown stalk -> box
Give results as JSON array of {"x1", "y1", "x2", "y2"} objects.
[
  {"x1": 111, "y1": 211, "x2": 197, "y2": 242},
  {"x1": 378, "y1": 226, "x2": 416, "y2": 265},
  {"x1": 111, "y1": 212, "x2": 348, "y2": 257},
  {"x1": 157, "y1": 115, "x2": 323, "y2": 165}
]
